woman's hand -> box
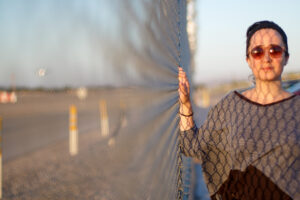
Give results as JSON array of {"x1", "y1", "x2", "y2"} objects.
[
  {"x1": 178, "y1": 67, "x2": 190, "y2": 105},
  {"x1": 178, "y1": 67, "x2": 194, "y2": 130}
]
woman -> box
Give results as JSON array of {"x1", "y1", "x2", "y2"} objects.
[{"x1": 178, "y1": 21, "x2": 299, "y2": 200}]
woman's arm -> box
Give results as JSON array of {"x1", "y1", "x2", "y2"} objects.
[
  {"x1": 178, "y1": 67, "x2": 225, "y2": 159},
  {"x1": 178, "y1": 67, "x2": 195, "y2": 131}
]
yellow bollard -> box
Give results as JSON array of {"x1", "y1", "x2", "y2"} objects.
[
  {"x1": 99, "y1": 100, "x2": 109, "y2": 137},
  {"x1": 0, "y1": 117, "x2": 2, "y2": 199},
  {"x1": 69, "y1": 105, "x2": 78, "y2": 156},
  {"x1": 202, "y1": 88, "x2": 210, "y2": 108}
]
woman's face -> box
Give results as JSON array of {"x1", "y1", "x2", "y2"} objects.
[{"x1": 246, "y1": 28, "x2": 289, "y2": 82}]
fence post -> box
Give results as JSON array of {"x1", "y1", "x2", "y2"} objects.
[
  {"x1": 69, "y1": 105, "x2": 78, "y2": 156},
  {"x1": 99, "y1": 100, "x2": 109, "y2": 137},
  {"x1": 202, "y1": 88, "x2": 210, "y2": 108}
]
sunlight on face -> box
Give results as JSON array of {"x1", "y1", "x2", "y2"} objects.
[{"x1": 247, "y1": 29, "x2": 288, "y2": 82}]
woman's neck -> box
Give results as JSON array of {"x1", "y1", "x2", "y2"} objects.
[
  {"x1": 244, "y1": 79, "x2": 293, "y2": 104},
  {"x1": 255, "y1": 79, "x2": 283, "y2": 96}
]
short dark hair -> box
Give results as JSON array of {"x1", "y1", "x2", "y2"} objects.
[{"x1": 246, "y1": 20, "x2": 289, "y2": 58}]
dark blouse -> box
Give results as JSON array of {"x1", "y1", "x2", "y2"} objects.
[{"x1": 180, "y1": 91, "x2": 300, "y2": 199}]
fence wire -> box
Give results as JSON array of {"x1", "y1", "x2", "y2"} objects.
[{"x1": 1, "y1": 0, "x2": 193, "y2": 199}]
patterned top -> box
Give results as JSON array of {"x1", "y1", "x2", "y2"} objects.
[{"x1": 180, "y1": 91, "x2": 300, "y2": 200}]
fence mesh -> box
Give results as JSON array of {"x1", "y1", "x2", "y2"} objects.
[{"x1": 0, "y1": 0, "x2": 193, "y2": 199}]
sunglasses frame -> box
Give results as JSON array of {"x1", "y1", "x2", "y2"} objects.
[{"x1": 248, "y1": 45, "x2": 286, "y2": 60}]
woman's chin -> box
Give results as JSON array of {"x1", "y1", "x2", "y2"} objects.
[
  {"x1": 255, "y1": 70, "x2": 281, "y2": 82},
  {"x1": 257, "y1": 75, "x2": 281, "y2": 82}
]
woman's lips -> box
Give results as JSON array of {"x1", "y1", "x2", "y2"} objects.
[{"x1": 262, "y1": 67, "x2": 273, "y2": 71}]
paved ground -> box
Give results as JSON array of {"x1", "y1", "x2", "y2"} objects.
[
  {"x1": 4, "y1": 130, "x2": 114, "y2": 200},
  {"x1": 0, "y1": 89, "x2": 185, "y2": 199},
  {"x1": 0, "y1": 88, "x2": 214, "y2": 199},
  {"x1": 1, "y1": 89, "x2": 124, "y2": 161},
  {"x1": 1, "y1": 89, "x2": 127, "y2": 199}
]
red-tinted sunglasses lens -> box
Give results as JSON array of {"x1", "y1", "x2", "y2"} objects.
[
  {"x1": 250, "y1": 45, "x2": 284, "y2": 59},
  {"x1": 251, "y1": 47, "x2": 264, "y2": 59},
  {"x1": 269, "y1": 45, "x2": 284, "y2": 58}
]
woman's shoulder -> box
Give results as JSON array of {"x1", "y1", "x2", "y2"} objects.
[
  {"x1": 217, "y1": 90, "x2": 237, "y2": 104},
  {"x1": 290, "y1": 93, "x2": 300, "y2": 105},
  {"x1": 209, "y1": 90, "x2": 237, "y2": 111}
]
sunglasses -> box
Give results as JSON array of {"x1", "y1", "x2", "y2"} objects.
[{"x1": 249, "y1": 45, "x2": 286, "y2": 60}]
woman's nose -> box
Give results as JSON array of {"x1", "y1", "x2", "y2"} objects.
[{"x1": 263, "y1": 51, "x2": 272, "y2": 62}]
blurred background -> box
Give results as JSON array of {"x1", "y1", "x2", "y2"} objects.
[{"x1": 0, "y1": 0, "x2": 299, "y2": 200}]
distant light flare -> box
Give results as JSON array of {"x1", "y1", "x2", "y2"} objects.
[{"x1": 37, "y1": 68, "x2": 46, "y2": 77}]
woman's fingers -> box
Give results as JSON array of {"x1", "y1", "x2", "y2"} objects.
[
  {"x1": 179, "y1": 83, "x2": 187, "y2": 94},
  {"x1": 178, "y1": 67, "x2": 189, "y2": 90},
  {"x1": 185, "y1": 79, "x2": 190, "y2": 93},
  {"x1": 178, "y1": 72, "x2": 188, "y2": 82},
  {"x1": 178, "y1": 77, "x2": 189, "y2": 89},
  {"x1": 178, "y1": 82, "x2": 189, "y2": 103},
  {"x1": 178, "y1": 67, "x2": 191, "y2": 104},
  {"x1": 178, "y1": 68, "x2": 190, "y2": 103}
]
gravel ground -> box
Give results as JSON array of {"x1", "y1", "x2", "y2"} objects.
[
  {"x1": 2, "y1": 89, "x2": 214, "y2": 200},
  {"x1": 3, "y1": 130, "x2": 119, "y2": 200}
]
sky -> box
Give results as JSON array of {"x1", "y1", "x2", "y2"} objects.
[
  {"x1": 0, "y1": 1, "x2": 129, "y2": 88},
  {"x1": 194, "y1": 0, "x2": 300, "y2": 85},
  {"x1": 0, "y1": 1, "x2": 299, "y2": 88}
]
